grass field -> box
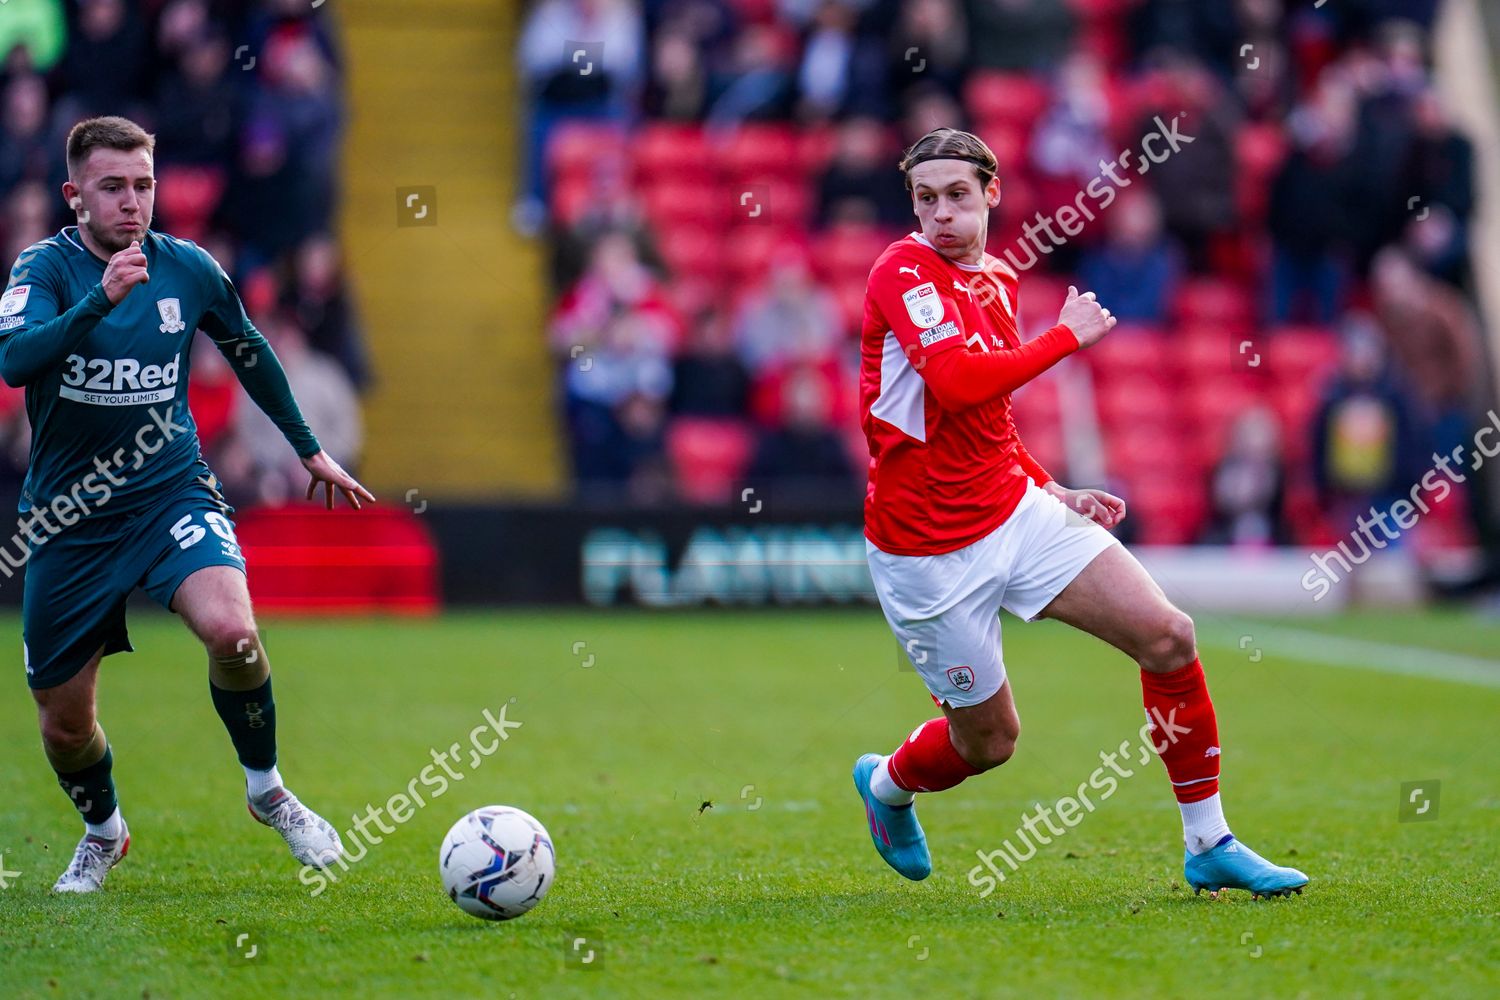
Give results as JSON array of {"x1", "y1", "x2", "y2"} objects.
[{"x1": 1, "y1": 607, "x2": 1497, "y2": 998}]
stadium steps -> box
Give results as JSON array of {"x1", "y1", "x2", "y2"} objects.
[{"x1": 334, "y1": 0, "x2": 565, "y2": 500}]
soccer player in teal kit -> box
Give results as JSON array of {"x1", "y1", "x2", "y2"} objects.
[{"x1": 0, "y1": 118, "x2": 375, "y2": 892}]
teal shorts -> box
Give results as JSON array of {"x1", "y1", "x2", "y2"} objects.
[{"x1": 21, "y1": 478, "x2": 245, "y2": 690}]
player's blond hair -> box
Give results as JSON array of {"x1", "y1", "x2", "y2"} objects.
[
  {"x1": 65, "y1": 117, "x2": 155, "y2": 178},
  {"x1": 899, "y1": 128, "x2": 998, "y2": 193}
]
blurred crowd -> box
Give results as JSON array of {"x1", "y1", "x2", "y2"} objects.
[
  {"x1": 526, "y1": 0, "x2": 1498, "y2": 566},
  {"x1": 0, "y1": 0, "x2": 365, "y2": 508}
]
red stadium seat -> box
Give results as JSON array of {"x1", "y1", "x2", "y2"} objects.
[
  {"x1": 633, "y1": 124, "x2": 714, "y2": 183},
  {"x1": 811, "y1": 224, "x2": 891, "y2": 285},
  {"x1": 547, "y1": 122, "x2": 626, "y2": 180},
  {"x1": 973, "y1": 119, "x2": 1030, "y2": 175},
  {"x1": 666, "y1": 418, "x2": 756, "y2": 504},
  {"x1": 640, "y1": 179, "x2": 728, "y2": 227},
  {"x1": 964, "y1": 72, "x2": 1052, "y2": 130},
  {"x1": 1267, "y1": 325, "x2": 1341, "y2": 382},
  {"x1": 656, "y1": 223, "x2": 724, "y2": 284},
  {"x1": 1174, "y1": 277, "x2": 1256, "y2": 326},
  {"x1": 1125, "y1": 474, "x2": 1210, "y2": 545},
  {"x1": 154, "y1": 165, "x2": 226, "y2": 243},
  {"x1": 723, "y1": 225, "x2": 797, "y2": 286},
  {"x1": 716, "y1": 124, "x2": 802, "y2": 180}
]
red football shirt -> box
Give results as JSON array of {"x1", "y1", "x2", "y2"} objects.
[{"x1": 860, "y1": 233, "x2": 1078, "y2": 556}]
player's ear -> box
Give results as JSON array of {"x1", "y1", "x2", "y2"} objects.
[
  {"x1": 986, "y1": 176, "x2": 1002, "y2": 209},
  {"x1": 62, "y1": 180, "x2": 78, "y2": 208}
]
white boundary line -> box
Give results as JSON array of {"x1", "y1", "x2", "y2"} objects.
[{"x1": 1199, "y1": 619, "x2": 1500, "y2": 690}]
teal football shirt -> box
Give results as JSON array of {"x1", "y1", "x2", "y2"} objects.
[{"x1": 0, "y1": 227, "x2": 321, "y2": 520}]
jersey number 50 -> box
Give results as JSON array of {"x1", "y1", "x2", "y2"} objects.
[{"x1": 171, "y1": 511, "x2": 237, "y2": 549}]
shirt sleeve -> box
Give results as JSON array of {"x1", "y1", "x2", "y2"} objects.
[
  {"x1": 869, "y1": 255, "x2": 1079, "y2": 413},
  {"x1": 196, "y1": 248, "x2": 322, "y2": 459},
  {"x1": 0, "y1": 247, "x2": 115, "y2": 387},
  {"x1": 1014, "y1": 437, "x2": 1054, "y2": 487}
]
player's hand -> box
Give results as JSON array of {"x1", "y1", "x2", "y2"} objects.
[
  {"x1": 1057, "y1": 285, "x2": 1115, "y2": 348},
  {"x1": 101, "y1": 240, "x2": 150, "y2": 305},
  {"x1": 301, "y1": 450, "x2": 376, "y2": 510},
  {"x1": 1044, "y1": 482, "x2": 1127, "y2": 529}
]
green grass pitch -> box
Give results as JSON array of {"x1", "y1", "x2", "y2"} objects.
[{"x1": 1, "y1": 608, "x2": 1497, "y2": 998}]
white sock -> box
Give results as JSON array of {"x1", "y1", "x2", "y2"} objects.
[
  {"x1": 85, "y1": 806, "x2": 123, "y2": 841},
  {"x1": 870, "y1": 756, "x2": 915, "y2": 806},
  {"x1": 1180, "y1": 792, "x2": 1232, "y2": 855},
  {"x1": 245, "y1": 764, "x2": 283, "y2": 799}
]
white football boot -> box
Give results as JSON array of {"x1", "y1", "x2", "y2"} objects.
[
  {"x1": 248, "y1": 786, "x2": 343, "y2": 869},
  {"x1": 53, "y1": 821, "x2": 130, "y2": 893}
]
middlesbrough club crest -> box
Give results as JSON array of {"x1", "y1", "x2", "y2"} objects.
[
  {"x1": 157, "y1": 297, "x2": 186, "y2": 334},
  {"x1": 946, "y1": 666, "x2": 975, "y2": 692}
]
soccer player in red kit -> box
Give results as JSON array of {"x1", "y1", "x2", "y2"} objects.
[{"x1": 852, "y1": 128, "x2": 1307, "y2": 898}]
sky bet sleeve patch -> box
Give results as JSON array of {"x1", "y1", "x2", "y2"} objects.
[
  {"x1": 902, "y1": 282, "x2": 943, "y2": 329},
  {"x1": 0, "y1": 284, "x2": 31, "y2": 317}
]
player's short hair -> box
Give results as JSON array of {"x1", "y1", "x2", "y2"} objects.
[
  {"x1": 900, "y1": 128, "x2": 998, "y2": 193},
  {"x1": 65, "y1": 117, "x2": 155, "y2": 178}
]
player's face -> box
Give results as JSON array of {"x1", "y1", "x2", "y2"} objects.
[
  {"x1": 908, "y1": 160, "x2": 1002, "y2": 265},
  {"x1": 66, "y1": 147, "x2": 155, "y2": 255}
]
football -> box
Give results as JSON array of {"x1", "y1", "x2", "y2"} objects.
[{"x1": 438, "y1": 806, "x2": 555, "y2": 921}]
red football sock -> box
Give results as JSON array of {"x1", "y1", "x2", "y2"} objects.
[
  {"x1": 887, "y1": 717, "x2": 982, "y2": 793},
  {"x1": 1140, "y1": 658, "x2": 1221, "y2": 803}
]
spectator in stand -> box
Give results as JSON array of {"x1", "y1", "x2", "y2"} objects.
[
  {"x1": 965, "y1": 0, "x2": 1074, "y2": 73},
  {"x1": 1201, "y1": 406, "x2": 1291, "y2": 547},
  {"x1": 642, "y1": 23, "x2": 711, "y2": 120},
  {"x1": 1370, "y1": 246, "x2": 1489, "y2": 454},
  {"x1": 154, "y1": 26, "x2": 240, "y2": 168},
  {"x1": 1343, "y1": 21, "x2": 1426, "y2": 270},
  {"x1": 1311, "y1": 318, "x2": 1428, "y2": 533},
  {"x1": 1267, "y1": 76, "x2": 1356, "y2": 323},
  {"x1": 794, "y1": 1, "x2": 859, "y2": 120},
  {"x1": 815, "y1": 116, "x2": 909, "y2": 228},
  {"x1": 879, "y1": 0, "x2": 966, "y2": 110},
  {"x1": 549, "y1": 231, "x2": 680, "y2": 492},
  {"x1": 1399, "y1": 88, "x2": 1474, "y2": 288},
  {"x1": 705, "y1": 22, "x2": 798, "y2": 125},
  {"x1": 898, "y1": 82, "x2": 964, "y2": 147},
  {"x1": 4, "y1": 180, "x2": 51, "y2": 269},
  {"x1": 1138, "y1": 55, "x2": 1239, "y2": 272},
  {"x1": 670, "y1": 309, "x2": 751, "y2": 418},
  {"x1": 0, "y1": 73, "x2": 52, "y2": 196},
  {"x1": 1077, "y1": 189, "x2": 1183, "y2": 324},
  {"x1": 284, "y1": 232, "x2": 371, "y2": 390},
  {"x1": 732, "y1": 249, "x2": 843, "y2": 376},
  {"x1": 0, "y1": 0, "x2": 68, "y2": 73},
  {"x1": 222, "y1": 313, "x2": 363, "y2": 507},
  {"x1": 747, "y1": 363, "x2": 859, "y2": 497},
  {"x1": 55, "y1": 0, "x2": 152, "y2": 117},
  {"x1": 1128, "y1": 0, "x2": 1239, "y2": 73},
  {"x1": 1030, "y1": 50, "x2": 1112, "y2": 250},
  {"x1": 517, "y1": 0, "x2": 644, "y2": 227}
]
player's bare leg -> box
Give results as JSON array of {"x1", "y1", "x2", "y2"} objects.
[
  {"x1": 1038, "y1": 545, "x2": 1308, "y2": 898},
  {"x1": 34, "y1": 648, "x2": 131, "y2": 892},
  {"x1": 173, "y1": 566, "x2": 341, "y2": 869},
  {"x1": 855, "y1": 679, "x2": 1021, "y2": 880}
]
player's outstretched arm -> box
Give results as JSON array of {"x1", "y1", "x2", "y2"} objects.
[{"x1": 301, "y1": 449, "x2": 376, "y2": 510}]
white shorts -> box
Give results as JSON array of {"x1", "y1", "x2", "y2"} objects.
[{"x1": 867, "y1": 483, "x2": 1120, "y2": 708}]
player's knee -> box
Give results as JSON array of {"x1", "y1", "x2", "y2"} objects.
[
  {"x1": 1142, "y1": 609, "x2": 1196, "y2": 672},
  {"x1": 955, "y1": 721, "x2": 1020, "y2": 771},
  {"x1": 39, "y1": 708, "x2": 95, "y2": 757},
  {"x1": 198, "y1": 617, "x2": 259, "y2": 660}
]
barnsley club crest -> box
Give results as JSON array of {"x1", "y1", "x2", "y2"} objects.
[
  {"x1": 157, "y1": 298, "x2": 186, "y2": 334},
  {"x1": 946, "y1": 666, "x2": 975, "y2": 692}
]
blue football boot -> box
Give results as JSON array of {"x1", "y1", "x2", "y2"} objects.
[
  {"x1": 852, "y1": 753, "x2": 932, "y2": 881},
  {"x1": 1185, "y1": 836, "x2": 1309, "y2": 899}
]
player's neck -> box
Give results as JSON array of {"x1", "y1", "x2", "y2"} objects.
[{"x1": 74, "y1": 223, "x2": 126, "y2": 263}]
